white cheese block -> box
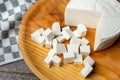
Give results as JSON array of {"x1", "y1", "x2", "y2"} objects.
[
  {"x1": 70, "y1": 37, "x2": 81, "y2": 46},
  {"x1": 53, "y1": 43, "x2": 67, "y2": 55},
  {"x1": 45, "y1": 40, "x2": 52, "y2": 49},
  {"x1": 63, "y1": 52, "x2": 75, "y2": 64},
  {"x1": 44, "y1": 56, "x2": 53, "y2": 67},
  {"x1": 81, "y1": 37, "x2": 89, "y2": 46},
  {"x1": 80, "y1": 45, "x2": 91, "y2": 55},
  {"x1": 62, "y1": 29, "x2": 74, "y2": 40},
  {"x1": 52, "y1": 22, "x2": 61, "y2": 36},
  {"x1": 67, "y1": 44, "x2": 79, "y2": 54},
  {"x1": 77, "y1": 24, "x2": 87, "y2": 37},
  {"x1": 56, "y1": 35, "x2": 65, "y2": 43},
  {"x1": 42, "y1": 28, "x2": 54, "y2": 41},
  {"x1": 65, "y1": 0, "x2": 120, "y2": 51},
  {"x1": 74, "y1": 53, "x2": 83, "y2": 64},
  {"x1": 48, "y1": 49, "x2": 55, "y2": 57},
  {"x1": 80, "y1": 63, "x2": 93, "y2": 78},
  {"x1": 52, "y1": 55, "x2": 62, "y2": 67},
  {"x1": 83, "y1": 56, "x2": 95, "y2": 66},
  {"x1": 62, "y1": 26, "x2": 70, "y2": 31}
]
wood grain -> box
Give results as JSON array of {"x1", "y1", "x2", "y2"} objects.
[{"x1": 18, "y1": 0, "x2": 120, "y2": 80}]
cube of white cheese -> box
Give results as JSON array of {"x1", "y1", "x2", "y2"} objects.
[
  {"x1": 48, "y1": 49, "x2": 55, "y2": 57},
  {"x1": 37, "y1": 28, "x2": 44, "y2": 35},
  {"x1": 42, "y1": 28, "x2": 54, "y2": 41},
  {"x1": 45, "y1": 40, "x2": 52, "y2": 49},
  {"x1": 81, "y1": 37, "x2": 89, "y2": 46},
  {"x1": 31, "y1": 30, "x2": 40, "y2": 40},
  {"x1": 63, "y1": 52, "x2": 75, "y2": 64},
  {"x1": 44, "y1": 56, "x2": 53, "y2": 67},
  {"x1": 62, "y1": 29, "x2": 74, "y2": 40},
  {"x1": 80, "y1": 63, "x2": 93, "y2": 78},
  {"x1": 83, "y1": 56, "x2": 94, "y2": 66},
  {"x1": 62, "y1": 26, "x2": 70, "y2": 31},
  {"x1": 53, "y1": 43, "x2": 67, "y2": 55},
  {"x1": 73, "y1": 29, "x2": 81, "y2": 38},
  {"x1": 52, "y1": 38, "x2": 58, "y2": 46},
  {"x1": 52, "y1": 22, "x2": 61, "y2": 36},
  {"x1": 74, "y1": 53, "x2": 83, "y2": 64},
  {"x1": 31, "y1": 33, "x2": 45, "y2": 46},
  {"x1": 52, "y1": 55, "x2": 62, "y2": 67},
  {"x1": 67, "y1": 44, "x2": 79, "y2": 54},
  {"x1": 70, "y1": 37, "x2": 81, "y2": 46},
  {"x1": 56, "y1": 36, "x2": 65, "y2": 43},
  {"x1": 80, "y1": 45, "x2": 91, "y2": 55},
  {"x1": 77, "y1": 24, "x2": 87, "y2": 37}
]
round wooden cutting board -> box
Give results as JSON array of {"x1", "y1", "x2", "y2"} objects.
[{"x1": 18, "y1": 0, "x2": 120, "y2": 80}]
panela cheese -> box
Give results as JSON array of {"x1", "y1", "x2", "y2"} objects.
[{"x1": 65, "y1": 0, "x2": 120, "y2": 51}]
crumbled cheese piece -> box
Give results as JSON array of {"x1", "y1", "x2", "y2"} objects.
[
  {"x1": 81, "y1": 37, "x2": 89, "y2": 46},
  {"x1": 67, "y1": 44, "x2": 79, "y2": 54},
  {"x1": 53, "y1": 43, "x2": 67, "y2": 55},
  {"x1": 63, "y1": 52, "x2": 75, "y2": 64},
  {"x1": 52, "y1": 55, "x2": 62, "y2": 67},
  {"x1": 80, "y1": 45, "x2": 91, "y2": 55},
  {"x1": 83, "y1": 56, "x2": 94, "y2": 66}
]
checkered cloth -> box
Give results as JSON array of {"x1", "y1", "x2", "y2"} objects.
[{"x1": 0, "y1": 0, "x2": 36, "y2": 65}]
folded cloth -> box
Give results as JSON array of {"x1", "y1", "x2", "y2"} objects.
[{"x1": 0, "y1": 0, "x2": 36, "y2": 65}]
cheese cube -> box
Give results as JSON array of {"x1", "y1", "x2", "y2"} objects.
[
  {"x1": 74, "y1": 53, "x2": 83, "y2": 64},
  {"x1": 81, "y1": 37, "x2": 89, "y2": 46},
  {"x1": 31, "y1": 30, "x2": 40, "y2": 40},
  {"x1": 53, "y1": 43, "x2": 67, "y2": 55},
  {"x1": 80, "y1": 45, "x2": 91, "y2": 55},
  {"x1": 62, "y1": 26, "x2": 70, "y2": 31},
  {"x1": 44, "y1": 56, "x2": 53, "y2": 67},
  {"x1": 45, "y1": 40, "x2": 52, "y2": 49},
  {"x1": 83, "y1": 56, "x2": 94, "y2": 66},
  {"x1": 52, "y1": 55, "x2": 62, "y2": 67},
  {"x1": 56, "y1": 36, "x2": 65, "y2": 43},
  {"x1": 80, "y1": 63, "x2": 93, "y2": 78},
  {"x1": 62, "y1": 29, "x2": 74, "y2": 40},
  {"x1": 31, "y1": 34, "x2": 45, "y2": 46},
  {"x1": 52, "y1": 22, "x2": 61, "y2": 36},
  {"x1": 67, "y1": 44, "x2": 79, "y2": 54},
  {"x1": 77, "y1": 24, "x2": 87, "y2": 37},
  {"x1": 52, "y1": 39, "x2": 58, "y2": 46},
  {"x1": 48, "y1": 49, "x2": 55, "y2": 57},
  {"x1": 37, "y1": 28, "x2": 44, "y2": 35},
  {"x1": 63, "y1": 52, "x2": 75, "y2": 64},
  {"x1": 42, "y1": 28, "x2": 54, "y2": 41},
  {"x1": 70, "y1": 37, "x2": 81, "y2": 46},
  {"x1": 73, "y1": 29, "x2": 81, "y2": 38}
]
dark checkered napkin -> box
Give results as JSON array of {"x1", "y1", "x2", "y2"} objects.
[{"x1": 0, "y1": 0, "x2": 36, "y2": 65}]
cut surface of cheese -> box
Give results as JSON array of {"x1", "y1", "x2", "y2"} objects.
[{"x1": 65, "y1": 0, "x2": 120, "y2": 51}]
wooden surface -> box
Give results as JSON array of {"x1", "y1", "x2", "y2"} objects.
[
  {"x1": 18, "y1": 0, "x2": 120, "y2": 80},
  {"x1": 0, "y1": 60, "x2": 39, "y2": 80}
]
